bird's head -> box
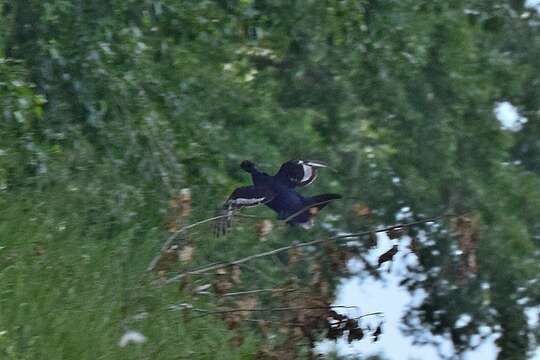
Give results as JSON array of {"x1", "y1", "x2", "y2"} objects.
[{"x1": 240, "y1": 160, "x2": 255, "y2": 172}]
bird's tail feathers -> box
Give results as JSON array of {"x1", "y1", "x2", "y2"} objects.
[{"x1": 307, "y1": 193, "x2": 342, "y2": 211}]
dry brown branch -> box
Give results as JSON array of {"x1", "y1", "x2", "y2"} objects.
[
  {"x1": 222, "y1": 288, "x2": 298, "y2": 297},
  {"x1": 187, "y1": 305, "x2": 358, "y2": 319},
  {"x1": 148, "y1": 200, "x2": 340, "y2": 271},
  {"x1": 146, "y1": 212, "x2": 244, "y2": 271},
  {"x1": 282, "y1": 199, "x2": 339, "y2": 223},
  {"x1": 196, "y1": 288, "x2": 298, "y2": 297},
  {"x1": 240, "y1": 318, "x2": 305, "y2": 327},
  {"x1": 239, "y1": 311, "x2": 382, "y2": 327},
  {"x1": 147, "y1": 211, "x2": 272, "y2": 272},
  {"x1": 166, "y1": 214, "x2": 450, "y2": 283}
]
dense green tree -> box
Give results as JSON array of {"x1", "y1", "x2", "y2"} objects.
[{"x1": 1, "y1": 0, "x2": 540, "y2": 359}]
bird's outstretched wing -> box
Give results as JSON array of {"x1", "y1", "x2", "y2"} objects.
[
  {"x1": 214, "y1": 186, "x2": 275, "y2": 236},
  {"x1": 274, "y1": 160, "x2": 328, "y2": 188}
]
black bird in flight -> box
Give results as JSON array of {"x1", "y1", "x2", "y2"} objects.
[{"x1": 215, "y1": 160, "x2": 341, "y2": 235}]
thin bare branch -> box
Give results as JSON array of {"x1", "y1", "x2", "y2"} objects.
[
  {"x1": 146, "y1": 208, "x2": 273, "y2": 272},
  {"x1": 166, "y1": 213, "x2": 451, "y2": 283},
  {"x1": 239, "y1": 318, "x2": 305, "y2": 327},
  {"x1": 238, "y1": 311, "x2": 385, "y2": 328},
  {"x1": 196, "y1": 288, "x2": 298, "y2": 297},
  {"x1": 222, "y1": 288, "x2": 298, "y2": 297},
  {"x1": 329, "y1": 311, "x2": 384, "y2": 324},
  {"x1": 235, "y1": 214, "x2": 266, "y2": 219},
  {"x1": 146, "y1": 212, "x2": 243, "y2": 271},
  {"x1": 282, "y1": 199, "x2": 338, "y2": 223},
  {"x1": 187, "y1": 305, "x2": 358, "y2": 319},
  {"x1": 148, "y1": 199, "x2": 339, "y2": 271},
  {"x1": 146, "y1": 200, "x2": 340, "y2": 271},
  {"x1": 352, "y1": 311, "x2": 384, "y2": 320}
]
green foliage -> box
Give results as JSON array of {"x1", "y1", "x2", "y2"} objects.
[
  {"x1": 1, "y1": 0, "x2": 540, "y2": 359},
  {"x1": 0, "y1": 192, "x2": 259, "y2": 360}
]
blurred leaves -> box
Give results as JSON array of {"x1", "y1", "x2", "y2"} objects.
[{"x1": 1, "y1": 0, "x2": 540, "y2": 359}]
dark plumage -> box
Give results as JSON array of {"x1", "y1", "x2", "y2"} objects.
[{"x1": 215, "y1": 160, "x2": 341, "y2": 235}]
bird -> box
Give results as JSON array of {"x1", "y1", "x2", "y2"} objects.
[{"x1": 215, "y1": 159, "x2": 341, "y2": 235}]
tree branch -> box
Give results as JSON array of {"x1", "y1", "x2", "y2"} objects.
[
  {"x1": 196, "y1": 288, "x2": 298, "y2": 297},
  {"x1": 222, "y1": 288, "x2": 298, "y2": 297},
  {"x1": 329, "y1": 311, "x2": 384, "y2": 324},
  {"x1": 146, "y1": 212, "x2": 244, "y2": 271},
  {"x1": 148, "y1": 199, "x2": 341, "y2": 271},
  {"x1": 187, "y1": 305, "x2": 359, "y2": 319},
  {"x1": 239, "y1": 311, "x2": 383, "y2": 327},
  {"x1": 166, "y1": 213, "x2": 451, "y2": 283},
  {"x1": 147, "y1": 211, "x2": 270, "y2": 271},
  {"x1": 283, "y1": 199, "x2": 338, "y2": 223}
]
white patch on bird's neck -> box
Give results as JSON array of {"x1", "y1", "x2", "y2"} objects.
[{"x1": 301, "y1": 164, "x2": 313, "y2": 182}]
